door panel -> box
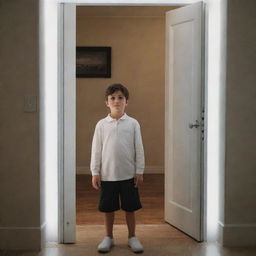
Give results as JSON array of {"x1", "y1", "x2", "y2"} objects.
[{"x1": 165, "y1": 2, "x2": 204, "y2": 241}]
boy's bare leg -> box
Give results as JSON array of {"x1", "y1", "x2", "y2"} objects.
[
  {"x1": 125, "y1": 211, "x2": 136, "y2": 238},
  {"x1": 104, "y1": 212, "x2": 115, "y2": 238}
]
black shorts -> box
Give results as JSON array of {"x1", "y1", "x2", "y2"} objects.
[{"x1": 99, "y1": 178, "x2": 142, "y2": 212}]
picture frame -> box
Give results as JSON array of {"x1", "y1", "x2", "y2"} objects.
[{"x1": 76, "y1": 46, "x2": 111, "y2": 78}]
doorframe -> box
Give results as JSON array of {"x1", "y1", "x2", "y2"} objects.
[
  {"x1": 58, "y1": 3, "x2": 77, "y2": 243},
  {"x1": 57, "y1": 0, "x2": 208, "y2": 244}
]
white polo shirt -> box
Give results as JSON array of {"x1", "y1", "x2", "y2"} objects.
[{"x1": 90, "y1": 113, "x2": 145, "y2": 181}]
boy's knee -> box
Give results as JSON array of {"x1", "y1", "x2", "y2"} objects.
[
  {"x1": 125, "y1": 211, "x2": 135, "y2": 214},
  {"x1": 105, "y1": 211, "x2": 115, "y2": 215}
]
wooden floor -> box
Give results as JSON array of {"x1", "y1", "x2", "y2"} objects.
[
  {"x1": 76, "y1": 174, "x2": 165, "y2": 225},
  {"x1": 3, "y1": 225, "x2": 256, "y2": 256},
  {"x1": 2, "y1": 226, "x2": 256, "y2": 256},
  {"x1": 2, "y1": 174, "x2": 256, "y2": 255},
  {"x1": 41, "y1": 225, "x2": 256, "y2": 256}
]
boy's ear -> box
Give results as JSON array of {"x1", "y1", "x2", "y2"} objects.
[{"x1": 105, "y1": 100, "x2": 109, "y2": 107}]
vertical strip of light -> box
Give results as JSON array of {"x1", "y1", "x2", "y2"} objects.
[
  {"x1": 43, "y1": 0, "x2": 59, "y2": 242},
  {"x1": 206, "y1": 0, "x2": 226, "y2": 241}
]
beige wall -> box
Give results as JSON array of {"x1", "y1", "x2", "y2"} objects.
[
  {"x1": 0, "y1": 0, "x2": 41, "y2": 250},
  {"x1": 76, "y1": 7, "x2": 176, "y2": 174},
  {"x1": 220, "y1": 0, "x2": 256, "y2": 246}
]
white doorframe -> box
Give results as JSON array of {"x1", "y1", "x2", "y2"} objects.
[
  {"x1": 58, "y1": 3, "x2": 76, "y2": 243},
  {"x1": 57, "y1": 0, "x2": 208, "y2": 244},
  {"x1": 57, "y1": 3, "x2": 64, "y2": 243}
]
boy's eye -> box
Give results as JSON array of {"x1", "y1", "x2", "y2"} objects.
[{"x1": 110, "y1": 96, "x2": 124, "y2": 100}]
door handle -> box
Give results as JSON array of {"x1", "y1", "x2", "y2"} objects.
[{"x1": 189, "y1": 120, "x2": 200, "y2": 129}]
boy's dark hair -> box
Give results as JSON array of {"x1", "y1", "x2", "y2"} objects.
[{"x1": 105, "y1": 83, "x2": 129, "y2": 101}]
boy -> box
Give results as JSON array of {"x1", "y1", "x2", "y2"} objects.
[{"x1": 90, "y1": 83, "x2": 145, "y2": 253}]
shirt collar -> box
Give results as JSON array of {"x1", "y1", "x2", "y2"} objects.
[{"x1": 106, "y1": 113, "x2": 127, "y2": 122}]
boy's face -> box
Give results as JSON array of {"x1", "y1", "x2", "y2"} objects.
[{"x1": 106, "y1": 90, "x2": 128, "y2": 114}]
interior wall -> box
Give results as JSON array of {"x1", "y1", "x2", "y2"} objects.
[
  {"x1": 0, "y1": 0, "x2": 41, "y2": 250},
  {"x1": 220, "y1": 0, "x2": 256, "y2": 247},
  {"x1": 76, "y1": 6, "x2": 177, "y2": 175}
]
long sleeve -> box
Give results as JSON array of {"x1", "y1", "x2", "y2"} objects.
[
  {"x1": 134, "y1": 122, "x2": 145, "y2": 174},
  {"x1": 90, "y1": 122, "x2": 102, "y2": 176}
]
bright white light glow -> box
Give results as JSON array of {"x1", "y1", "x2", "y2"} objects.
[
  {"x1": 206, "y1": 0, "x2": 224, "y2": 241},
  {"x1": 205, "y1": 242, "x2": 221, "y2": 256},
  {"x1": 41, "y1": 0, "x2": 59, "y2": 242}
]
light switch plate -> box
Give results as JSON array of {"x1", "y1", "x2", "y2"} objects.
[{"x1": 24, "y1": 95, "x2": 37, "y2": 112}]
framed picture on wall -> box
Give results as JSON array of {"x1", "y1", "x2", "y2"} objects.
[{"x1": 76, "y1": 47, "x2": 111, "y2": 78}]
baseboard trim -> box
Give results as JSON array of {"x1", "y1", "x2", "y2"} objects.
[
  {"x1": 76, "y1": 165, "x2": 164, "y2": 174},
  {"x1": 0, "y1": 224, "x2": 45, "y2": 250},
  {"x1": 41, "y1": 221, "x2": 47, "y2": 250},
  {"x1": 218, "y1": 221, "x2": 256, "y2": 247}
]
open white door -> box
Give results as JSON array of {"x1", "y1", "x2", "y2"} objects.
[{"x1": 165, "y1": 2, "x2": 204, "y2": 241}]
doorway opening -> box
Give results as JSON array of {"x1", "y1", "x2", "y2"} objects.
[
  {"x1": 41, "y1": 0, "x2": 226, "y2": 247},
  {"x1": 58, "y1": 0, "x2": 214, "y2": 246},
  {"x1": 75, "y1": 4, "x2": 194, "y2": 240}
]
